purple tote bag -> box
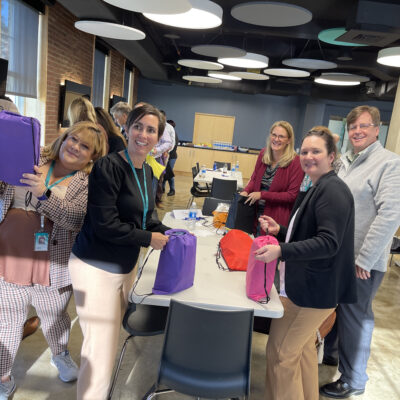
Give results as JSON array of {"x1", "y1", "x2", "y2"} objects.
[
  {"x1": 0, "y1": 111, "x2": 41, "y2": 186},
  {"x1": 153, "y1": 229, "x2": 197, "y2": 295}
]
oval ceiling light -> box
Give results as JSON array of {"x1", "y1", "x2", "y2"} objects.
[
  {"x1": 231, "y1": 1, "x2": 312, "y2": 27},
  {"x1": 230, "y1": 71, "x2": 269, "y2": 80},
  {"x1": 283, "y1": 58, "x2": 337, "y2": 69},
  {"x1": 144, "y1": 0, "x2": 222, "y2": 29},
  {"x1": 263, "y1": 68, "x2": 310, "y2": 77},
  {"x1": 191, "y1": 44, "x2": 246, "y2": 58},
  {"x1": 208, "y1": 72, "x2": 242, "y2": 81},
  {"x1": 182, "y1": 75, "x2": 222, "y2": 83},
  {"x1": 218, "y1": 52, "x2": 269, "y2": 69},
  {"x1": 314, "y1": 73, "x2": 369, "y2": 86},
  {"x1": 178, "y1": 59, "x2": 223, "y2": 70},
  {"x1": 74, "y1": 20, "x2": 145, "y2": 40},
  {"x1": 318, "y1": 28, "x2": 367, "y2": 47},
  {"x1": 103, "y1": 0, "x2": 191, "y2": 14},
  {"x1": 377, "y1": 47, "x2": 400, "y2": 67}
]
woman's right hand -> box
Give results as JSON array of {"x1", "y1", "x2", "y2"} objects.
[
  {"x1": 150, "y1": 232, "x2": 169, "y2": 250},
  {"x1": 258, "y1": 215, "x2": 280, "y2": 236}
]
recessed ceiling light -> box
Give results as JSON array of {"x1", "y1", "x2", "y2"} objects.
[
  {"x1": 74, "y1": 20, "x2": 145, "y2": 40},
  {"x1": 182, "y1": 75, "x2": 222, "y2": 83},
  {"x1": 218, "y1": 52, "x2": 269, "y2": 69},
  {"x1": 263, "y1": 68, "x2": 310, "y2": 77},
  {"x1": 103, "y1": 0, "x2": 191, "y2": 14},
  {"x1": 178, "y1": 59, "x2": 223, "y2": 70},
  {"x1": 377, "y1": 47, "x2": 400, "y2": 67},
  {"x1": 144, "y1": 0, "x2": 222, "y2": 29},
  {"x1": 282, "y1": 58, "x2": 337, "y2": 69},
  {"x1": 191, "y1": 44, "x2": 246, "y2": 58},
  {"x1": 230, "y1": 71, "x2": 269, "y2": 80},
  {"x1": 231, "y1": 2, "x2": 312, "y2": 27},
  {"x1": 208, "y1": 72, "x2": 242, "y2": 81},
  {"x1": 314, "y1": 73, "x2": 369, "y2": 86}
]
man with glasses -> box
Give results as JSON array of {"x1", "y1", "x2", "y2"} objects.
[
  {"x1": 110, "y1": 101, "x2": 132, "y2": 140},
  {"x1": 320, "y1": 105, "x2": 400, "y2": 398}
]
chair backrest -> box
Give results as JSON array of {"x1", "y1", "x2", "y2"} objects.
[
  {"x1": 196, "y1": 162, "x2": 200, "y2": 174},
  {"x1": 202, "y1": 196, "x2": 232, "y2": 216},
  {"x1": 191, "y1": 166, "x2": 198, "y2": 180},
  {"x1": 214, "y1": 161, "x2": 231, "y2": 170},
  {"x1": 157, "y1": 300, "x2": 253, "y2": 399},
  {"x1": 211, "y1": 177, "x2": 237, "y2": 201}
]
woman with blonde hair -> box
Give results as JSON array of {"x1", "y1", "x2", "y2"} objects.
[
  {"x1": 240, "y1": 120, "x2": 304, "y2": 234},
  {"x1": 67, "y1": 96, "x2": 96, "y2": 125},
  {"x1": 0, "y1": 121, "x2": 107, "y2": 399}
]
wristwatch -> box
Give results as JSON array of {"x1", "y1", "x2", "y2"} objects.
[{"x1": 37, "y1": 188, "x2": 52, "y2": 201}]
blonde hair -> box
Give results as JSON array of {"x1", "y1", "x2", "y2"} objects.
[
  {"x1": 68, "y1": 97, "x2": 97, "y2": 126},
  {"x1": 42, "y1": 121, "x2": 107, "y2": 174},
  {"x1": 262, "y1": 120, "x2": 297, "y2": 167}
]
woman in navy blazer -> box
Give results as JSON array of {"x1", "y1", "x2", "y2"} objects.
[{"x1": 255, "y1": 127, "x2": 357, "y2": 400}]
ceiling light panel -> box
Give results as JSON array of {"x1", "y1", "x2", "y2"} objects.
[
  {"x1": 103, "y1": 0, "x2": 191, "y2": 14},
  {"x1": 218, "y1": 53, "x2": 269, "y2": 69},
  {"x1": 144, "y1": 0, "x2": 222, "y2": 29},
  {"x1": 318, "y1": 27, "x2": 367, "y2": 47},
  {"x1": 74, "y1": 21, "x2": 145, "y2": 40},
  {"x1": 208, "y1": 72, "x2": 242, "y2": 81},
  {"x1": 314, "y1": 72, "x2": 369, "y2": 86},
  {"x1": 191, "y1": 44, "x2": 246, "y2": 58},
  {"x1": 231, "y1": 1, "x2": 312, "y2": 27},
  {"x1": 377, "y1": 47, "x2": 400, "y2": 67},
  {"x1": 283, "y1": 58, "x2": 337, "y2": 69},
  {"x1": 264, "y1": 68, "x2": 310, "y2": 77},
  {"x1": 178, "y1": 59, "x2": 223, "y2": 70},
  {"x1": 230, "y1": 71, "x2": 269, "y2": 80},
  {"x1": 182, "y1": 75, "x2": 222, "y2": 83}
]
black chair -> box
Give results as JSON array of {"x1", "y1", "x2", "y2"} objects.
[
  {"x1": 144, "y1": 300, "x2": 254, "y2": 400},
  {"x1": 107, "y1": 303, "x2": 168, "y2": 399},
  {"x1": 211, "y1": 177, "x2": 238, "y2": 201},
  {"x1": 186, "y1": 166, "x2": 211, "y2": 208},
  {"x1": 390, "y1": 236, "x2": 400, "y2": 267},
  {"x1": 214, "y1": 161, "x2": 231, "y2": 170},
  {"x1": 202, "y1": 196, "x2": 232, "y2": 216}
]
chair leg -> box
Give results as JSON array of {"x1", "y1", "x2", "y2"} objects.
[{"x1": 107, "y1": 334, "x2": 133, "y2": 400}]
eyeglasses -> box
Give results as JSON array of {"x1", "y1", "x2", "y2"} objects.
[
  {"x1": 270, "y1": 133, "x2": 288, "y2": 141},
  {"x1": 348, "y1": 123, "x2": 376, "y2": 131}
]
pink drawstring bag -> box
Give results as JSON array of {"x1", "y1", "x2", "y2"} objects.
[{"x1": 246, "y1": 235, "x2": 279, "y2": 303}]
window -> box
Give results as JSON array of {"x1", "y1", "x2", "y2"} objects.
[
  {"x1": 123, "y1": 66, "x2": 131, "y2": 101},
  {"x1": 92, "y1": 47, "x2": 107, "y2": 107}
]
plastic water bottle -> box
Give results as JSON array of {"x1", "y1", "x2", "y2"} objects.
[
  {"x1": 223, "y1": 163, "x2": 228, "y2": 174},
  {"x1": 231, "y1": 165, "x2": 236, "y2": 177},
  {"x1": 188, "y1": 201, "x2": 197, "y2": 230},
  {"x1": 236, "y1": 160, "x2": 239, "y2": 172},
  {"x1": 213, "y1": 162, "x2": 217, "y2": 171},
  {"x1": 200, "y1": 164, "x2": 206, "y2": 177}
]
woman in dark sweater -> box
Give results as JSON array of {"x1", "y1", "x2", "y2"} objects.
[
  {"x1": 69, "y1": 104, "x2": 170, "y2": 400},
  {"x1": 255, "y1": 128, "x2": 357, "y2": 400}
]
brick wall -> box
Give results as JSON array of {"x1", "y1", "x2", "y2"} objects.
[
  {"x1": 46, "y1": 3, "x2": 94, "y2": 144},
  {"x1": 109, "y1": 49, "x2": 125, "y2": 98}
]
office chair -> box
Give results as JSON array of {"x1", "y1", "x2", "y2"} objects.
[
  {"x1": 214, "y1": 161, "x2": 231, "y2": 170},
  {"x1": 390, "y1": 236, "x2": 400, "y2": 267},
  {"x1": 107, "y1": 303, "x2": 168, "y2": 399},
  {"x1": 144, "y1": 300, "x2": 254, "y2": 400},
  {"x1": 202, "y1": 196, "x2": 232, "y2": 216},
  {"x1": 186, "y1": 166, "x2": 211, "y2": 208},
  {"x1": 210, "y1": 177, "x2": 238, "y2": 201}
]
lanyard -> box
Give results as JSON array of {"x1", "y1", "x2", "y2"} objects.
[
  {"x1": 124, "y1": 149, "x2": 148, "y2": 229},
  {"x1": 45, "y1": 160, "x2": 76, "y2": 189}
]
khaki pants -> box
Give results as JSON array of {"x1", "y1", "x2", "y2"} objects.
[
  {"x1": 69, "y1": 253, "x2": 136, "y2": 400},
  {"x1": 265, "y1": 296, "x2": 334, "y2": 400}
]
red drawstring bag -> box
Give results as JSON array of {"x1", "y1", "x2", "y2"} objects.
[
  {"x1": 246, "y1": 235, "x2": 279, "y2": 303},
  {"x1": 216, "y1": 229, "x2": 253, "y2": 271}
]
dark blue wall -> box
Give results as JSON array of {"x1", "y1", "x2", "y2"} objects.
[{"x1": 138, "y1": 78, "x2": 394, "y2": 150}]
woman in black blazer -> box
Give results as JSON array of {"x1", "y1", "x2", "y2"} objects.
[{"x1": 255, "y1": 127, "x2": 357, "y2": 400}]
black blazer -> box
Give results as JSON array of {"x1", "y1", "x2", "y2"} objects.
[{"x1": 278, "y1": 171, "x2": 357, "y2": 309}]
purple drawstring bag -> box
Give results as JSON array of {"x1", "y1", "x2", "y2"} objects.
[
  {"x1": 152, "y1": 229, "x2": 197, "y2": 295},
  {"x1": 0, "y1": 111, "x2": 41, "y2": 186}
]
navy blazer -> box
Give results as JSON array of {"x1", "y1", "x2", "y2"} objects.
[{"x1": 278, "y1": 171, "x2": 357, "y2": 309}]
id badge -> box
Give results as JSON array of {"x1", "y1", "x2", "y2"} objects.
[{"x1": 34, "y1": 232, "x2": 49, "y2": 251}]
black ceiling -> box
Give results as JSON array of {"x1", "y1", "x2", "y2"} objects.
[{"x1": 56, "y1": 0, "x2": 400, "y2": 101}]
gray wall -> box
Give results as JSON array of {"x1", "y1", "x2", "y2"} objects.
[{"x1": 138, "y1": 78, "x2": 394, "y2": 150}]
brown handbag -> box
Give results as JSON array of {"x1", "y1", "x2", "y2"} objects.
[{"x1": 316, "y1": 310, "x2": 336, "y2": 347}]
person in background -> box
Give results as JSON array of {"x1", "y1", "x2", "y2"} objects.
[
  {"x1": 240, "y1": 120, "x2": 304, "y2": 235},
  {"x1": 320, "y1": 105, "x2": 400, "y2": 398},
  {"x1": 0, "y1": 95, "x2": 19, "y2": 113},
  {"x1": 256, "y1": 128, "x2": 357, "y2": 400},
  {"x1": 69, "y1": 104, "x2": 170, "y2": 400},
  {"x1": 95, "y1": 107, "x2": 127, "y2": 153},
  {"x1": 163, "y1": 119, "x2": 178, "y2": 196},
  {"x1": 0, "y1": 122, "x2": 107, "y2": 400},
  {"x1": 67, "y1": 97, "x2": 96, "y2": 126},
  {"x1": 110, "y1": 101, "x2": 132, "y2": 140}
]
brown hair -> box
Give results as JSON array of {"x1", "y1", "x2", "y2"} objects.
[
  {"x1": 42, "y1": 121, "x2": 107, "y2": 173},
  {"x1": 68, "y1": 97, "x2": 97, "y2": 125},
  {"x1": 263, "y1": 120, "x2": 297, "y2": 167},
  {"x1": 302, "y1": 125, "x2": 337, "y2": 164},
  {"x1": 126, "y1": 104, "x2": 166, "y2": 139},
  {"x1": 95, "y1": 107, "x2": 127, "y2": 146},
  {"x1": 346, "y1": 105, "x2": 380, "y2": 129}
]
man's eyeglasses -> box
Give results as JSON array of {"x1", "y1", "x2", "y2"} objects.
[
  {"x1": 348, "y1": 123, "x2": 376, "y2": 131},
  {"x1": 270, "y1": 133, "x2": 288, "y2": 140}
]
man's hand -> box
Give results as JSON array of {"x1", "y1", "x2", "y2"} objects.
[{"x1": 356, "y1": 265, "x2": 371, "y2": 280}]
